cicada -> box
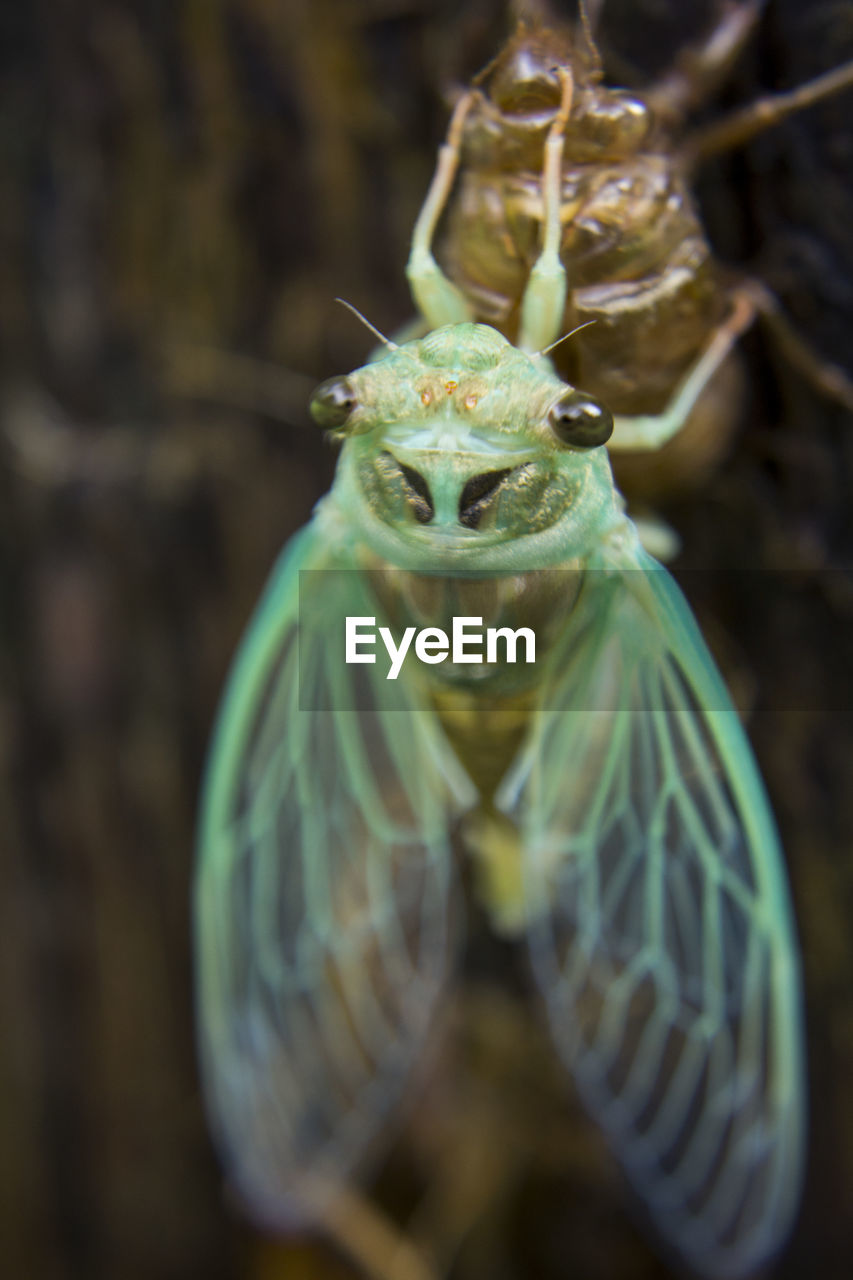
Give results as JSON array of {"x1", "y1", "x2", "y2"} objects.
[
  {"x1": 195, "y1": 307, "x2": 805, "y2": 1271},
  {"x1": 407, "y1": 0, "x2": 853, "y2": 508}
]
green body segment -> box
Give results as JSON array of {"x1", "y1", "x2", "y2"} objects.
[{"x1": 196, "y1": 323, "x2": 805, "y2": 1278}]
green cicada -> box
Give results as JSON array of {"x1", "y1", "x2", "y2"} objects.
[
  {"x1": 195, "y1": 93, "x2": 805, "y2": 1271},
  {"x1": 195, "y1": 322, "x2": 804, "y2": 1277}
]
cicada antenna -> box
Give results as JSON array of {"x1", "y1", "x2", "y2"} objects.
[
  {"x1": 335, "y1": 298, "x2": 398, "y2": 350},
  {"x1": 578, "y1": 0, "x2": 605, "y2": 34},
  {"x1": 508, "y1": 0, "x2": 554, "y2": 25},
  {"x1": 538, "y1": 318, "x2": 597, "y2": 359},
  {"x1": 577, "y1": 0, "x2": 604, "y2": 80}
]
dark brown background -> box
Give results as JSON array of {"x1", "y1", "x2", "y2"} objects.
[{"x1": 1, "y1": 1, "x2": 852, "y2": 1277}]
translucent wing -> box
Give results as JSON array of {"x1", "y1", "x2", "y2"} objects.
[
  {"x1": 498, "y1": 546, "x2": 805, "y2": 1279},
  {"x1": 196, "y1": 522, "x2": 474, "y2": 1228}
]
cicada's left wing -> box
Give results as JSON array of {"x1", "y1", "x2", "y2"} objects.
[
  {"x1": 497, "y1": 546, "x2": 805, "y2": 1279},
  {"x1": 196, "y1": 525, "x2": 475, "y2": 1229}
]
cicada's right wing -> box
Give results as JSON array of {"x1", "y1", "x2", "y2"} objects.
[
  {"x1": 498, "y1": 547, "x2": 805, "y2": 1279},
  {"x1": 196, "y1": 523, "x2": 474, "y2": 1228}
]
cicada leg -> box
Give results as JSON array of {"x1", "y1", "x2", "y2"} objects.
[
  {"x1": 258, "y1": 1179, "x2": 441, "y2": 1280},
  {"x1": 406, "y1": 92, "x2": 478, "y2": 328},
  {"x1": 578, "y1": 0, "x2": 605, "y2": 35},
  {"x1": 742, "y1": 279, "x2": 853, "y2": 413},
  {"x1": 645, "y1": 0, "x2": 768, "y2": 123},
  {"x1": 685, "y1": 54, "x2": 853, "y2": 165},
  {"x1": 320, "y1": 1183, "x2": 440, "y2": 1280},
  {"x1": 609, "y1": 288, "x2": 756, "y2": 452},
  {"x1": 516, "y1": 68, "x2": 573, "y2": 355},
  {"x1": 610, "y1": 278, "x2": 853, "y2": 457}
]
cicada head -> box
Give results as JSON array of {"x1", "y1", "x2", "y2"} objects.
[
  {"x1": 472, "y1": 20, "x2": 653, "y2": 164},
  {"x1": 310, "y1": 323, "x2": 623, "y2": 573}
]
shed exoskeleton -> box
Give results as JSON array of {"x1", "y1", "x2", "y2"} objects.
[{"x1": 407, "y1": 0, "x2": 853, "y2": 513}]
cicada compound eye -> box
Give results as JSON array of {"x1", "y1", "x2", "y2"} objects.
[
  {"x1": 310, "y1": 377, "x2": 358, "y2": 430},
  {"x1": 549, "y1": 391, "x2": 613, "y2": 448}
]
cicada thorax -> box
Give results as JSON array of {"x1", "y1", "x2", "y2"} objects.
[
  {"x1": 436, "y1": 22, "x2": 746, "y2": 502},
  {"x1": 363, "y1": 558, "x2": 576, "y2": 782},
  {"x1": 365, "y1": 555, "x2": 583, "y2": 689}
]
